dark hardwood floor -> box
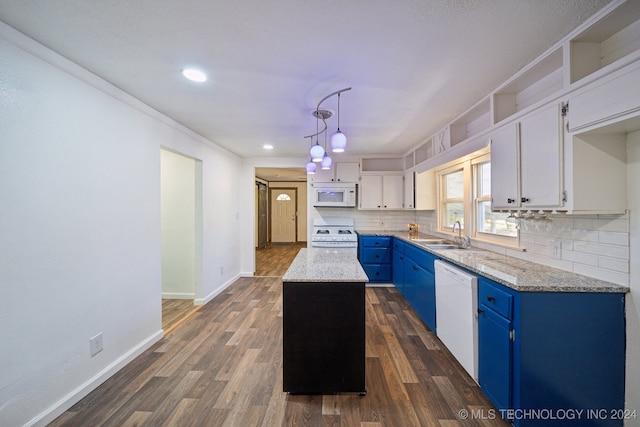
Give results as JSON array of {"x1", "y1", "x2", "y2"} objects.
[
  {"x1": 50, "y1": 242, "x2": 508, "y2": 426},
  {"x1": 255, "y1": 242, "x2": 306, "y2": 277}
]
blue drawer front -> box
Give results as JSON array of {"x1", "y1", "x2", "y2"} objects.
[
  {"x1": 479, "y1": 278, "x2": 513, "y2": 320},
  {"x1": 404, "y1": 244, "x2": 438, "y2": 273},
  {"x1": 360, "y1": 236, "x2": 391, "y2": 247},
  {"x1": 360, "y1": 247, "x2": 391, "y2": 264},
  {"x1": 392, "y1": 238, "x2": 405, "y2": 253},
  {"x1": 362, "y1": 264, "x2": 391, "y2": 282}
]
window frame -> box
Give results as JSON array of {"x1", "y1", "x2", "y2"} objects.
[{"x1": 436, "y1": 148, "x2": 519, "y2": 248}]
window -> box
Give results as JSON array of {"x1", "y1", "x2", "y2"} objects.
[
  {"x1": 474, "y1": 160, "x2": 517, "y2": 238},
  {"x1": 441, "y1": 168, "x2": 465, "y2": 230},
  {"x1": 276, "y1": 193, "x2": 291, "y2": 201},
  {"x1": 437, "y1": 149, "x2": 518, "y2": 247}
]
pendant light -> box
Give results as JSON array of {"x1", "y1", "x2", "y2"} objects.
[
  {"x1": 306, "y1": 136, "x2": 317, "y2": 174},
  {"x1": 320, "y1": 131, "x2": 332, "y2": 169},
  {"x1": 309, "y1": 141, "x2": 325, "y2": 162},
  {"x1": 330, "y1": 92, "x2": 347, "y2": 153},
  {"x1": 303, "y1": 87, "x2": 351, "y2": 168},
  {"x1": 306, "y1": 159, "x2": 317, "y2": 174}
]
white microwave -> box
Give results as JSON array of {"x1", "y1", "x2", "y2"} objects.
[{"x1": 313, "y1": 183, "x2": 356, "y2": 207}]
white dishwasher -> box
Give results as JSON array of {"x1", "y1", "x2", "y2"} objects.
[{"x1": 434, "y1": 260, "x2": 478, "y2": 381}]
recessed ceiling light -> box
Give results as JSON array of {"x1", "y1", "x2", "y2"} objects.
[
  {"x1": 263, "y1": 144, "x2": 274, "y2": 150},
  {"x1": 181, "y1": 68, "x2": 207, "y2": 83}
]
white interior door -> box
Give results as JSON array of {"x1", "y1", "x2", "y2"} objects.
[{"x1": 271, "y1": 188, "x2": 296, "y2": 243}]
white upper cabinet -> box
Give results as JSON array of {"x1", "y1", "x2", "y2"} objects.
[
  {"x1": 415, "y1": 169, "x2": 436, "y2": 210},
  {"x1": 567, "y1": 60, "x2": 640, "y2": 132},
  {"x1": 491, "y1": 103, "x2": 564, "y2": 211},
  {"x1": 404, "y1": 171, "x2": 415, "y2": 209},
  {"x1": 359, "y1": 174, "x2": 404, "y2": 209},
  {"x1": 309, "y1": 162, "x2": 359, "y2": 183},
  {"x1": 519, "y1": 102, "x2": 564, "y2": 209},
  {"x1": 490, "y1": 123, "x2": 520, "y2": 210}
]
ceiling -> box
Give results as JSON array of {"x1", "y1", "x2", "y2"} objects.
[{"x1": 1, "y1": 0, "x2": 612, "y2": 162}]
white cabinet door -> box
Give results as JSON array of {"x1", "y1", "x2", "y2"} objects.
[
  {"x1": 360, "y1": 175, "x2": 383, "y2": 209},
  {"x1": 335, "y1": 162, "x2": 359, "y2": 182},
  {"x1": 519, "y1": 102, "x2": 564, "y2": 209},
  {"x1": 568, "y1": 62, "x2": 640, "y2": 132},
  {"x1": 382, "y1": 175, "x2": 404, "y2": 209},
  {"x1": 404, "y1": 171, "x2": 415, "y2": 209},
  {"x1": 415, "y1": 169, "x2": 436, "y2": 210},
  {"x1": 490, "y1": 123, "x2": 520, "y2": 210},
  {"x1": 309, "y1": 168, "x2": 334, "y2": 183}
]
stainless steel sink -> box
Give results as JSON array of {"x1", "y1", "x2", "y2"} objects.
[
  {"x1": 411, "y1": 239, "x2": 448, "y2": 244},
  {"x1": 424, "y1": 244, "x2": 463, "y2": 249}
]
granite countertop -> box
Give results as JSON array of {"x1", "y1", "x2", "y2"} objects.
[
  {"x1": 282, "y1": 248, "x2": 369, "y2": 283},
  {"x1": 358, "y1": 230, "x2": 629, "y2": 293}
]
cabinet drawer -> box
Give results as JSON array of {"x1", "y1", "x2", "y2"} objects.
[
  {"x1": 392, "y1": 238, "x2": 405, "y2": 253},
  {"x1": 479, "y1": 278, "x2": 513, "y2": 320},
  {"x1": 362, "y1": 264, "x2": 391, "y2": 282},
  {"x1": 360, "y1": 236, "x2": 391, "y2": 247},
  {"x1": 360, "y1": 247, "x2": 391, "y2": 264},
  {"x1": 405, "y1": 244, "x2": 438, "y2": 273}
]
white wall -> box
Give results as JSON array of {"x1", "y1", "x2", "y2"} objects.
[
  {"x1": 0, "y1": 23, "x2": 241, "y2": 426},
  {"x1": 161, "y1": 149, "x2": 196, "y2": 299},
  {"x1": 625, "y1": 130, "x2": 639, "y2": 424}
]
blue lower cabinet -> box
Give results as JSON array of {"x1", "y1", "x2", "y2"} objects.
[
  {"x1": 358, "y1": 235, "x2": 392, "y2": 283},
  {"x1": 361, "y1": 263, "x2": 391, "y2": 283},
  {"x1": 404, "y1": 258, "x2": 436, "y2": 332},
  {"x1": 478, "y1": 277, "x2": 626, "y2": 427},
  {"x1": 478, "y1": 303, "x2": 512, "y2": 411},
  {"x1": 392, "y1": 238, "x2": 406, "y2": 293}
]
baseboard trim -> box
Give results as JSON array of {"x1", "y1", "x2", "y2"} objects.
[
  {"x1": 27, "y1": 330, "x2": 164, "y2": 427},
  {"x1": 195, "y1": 273, "x2": 242, "y2": 306}
]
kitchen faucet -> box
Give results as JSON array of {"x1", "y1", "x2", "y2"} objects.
[
  {"x1": 452, "y1": 220, "x2": 471, "y2": 248},
  {"x1": 452, "y1": 221, "x2": 462, "y2": 244}
]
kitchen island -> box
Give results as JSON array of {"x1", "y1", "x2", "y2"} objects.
[{"x1": 282, "y1": 248, "x2": 368, "y2": 394}]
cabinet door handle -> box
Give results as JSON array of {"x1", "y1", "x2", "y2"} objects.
[
  {"x1": 477, "y1": 308, "x2": 485, "y2": 315},
  {"x1": 384, "y1": 205, "x2": 387, "y2": 208},
  {"x1": 507, "y1": 198, "x2": 515, "y2": 204},
  {"x1": 375, "y1": 255, "x2": 380, "y2": 259},
  {"x1": 521, "y1": 197, "x2": 530, "y2": 203},
  {"x1": 487, "y1": 296, "x2": 496, "y2": 303}
]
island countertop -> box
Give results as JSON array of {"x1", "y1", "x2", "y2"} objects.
[
  {"x1": 282, "y1": 248, "x2": 369, "y2": 283},
  {"x1": 357, "y1": 230, "x2": 629, "y2": 293}
]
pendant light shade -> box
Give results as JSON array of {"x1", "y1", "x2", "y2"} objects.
[
  {"x1": 330, "y1": 130, "x2": 347, "y2": 153},
  {"x1": 310, "y1": 142, "x2": 325, "y2": 162},
  {"x1": 320, "y1": 153, "x2": 332, "y2": 169},
  {"x1": 306, "y1": 160, "x2": 317, "y2": 174}
]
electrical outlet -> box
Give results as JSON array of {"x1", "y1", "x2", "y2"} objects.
[
  {"x1": 89, "y1": 333, "x2": 103, "y2": 357},
  {"x1": 550, "y1": 240, "x2": 562, "y2": 259}
]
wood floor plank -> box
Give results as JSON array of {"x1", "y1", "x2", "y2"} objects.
[{"x1": 50, "y1": 244, "x2": 507, "y2": 427}]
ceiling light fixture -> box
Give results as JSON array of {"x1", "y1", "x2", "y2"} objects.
[
  {"x1": 304, "y1": 87, "x2": 351, "y2": 173},
  {"x1": 306, "y1": 137, "x2": 317, "y2": 174},
  {"x1": 321, "y1": 126, "x2": 332, "y2": 170},
  {"x1": 263, "y1": 144, "x2": 274, "y2": 150},
  {"x1": 181, "y1": 68, "x2": 207, "y2": 82},
  {"x1": 330, "y1": 92, "x2": 347, "y2": 153}
]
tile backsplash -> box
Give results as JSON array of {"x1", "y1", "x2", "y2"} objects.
[
  {"x1": 416, "y1": 210, "x2": 630, "y2": 287},
  {"x1": 317, "y1": 208, "x2": 630, "y2": 287}
]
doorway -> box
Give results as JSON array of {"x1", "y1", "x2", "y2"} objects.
[
  {"x1": 160, "y1": 148, "x2": 202, "y2": 331},
  {"x1": 270, "y1": 187, "x2": 297, "y2": 243}
]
